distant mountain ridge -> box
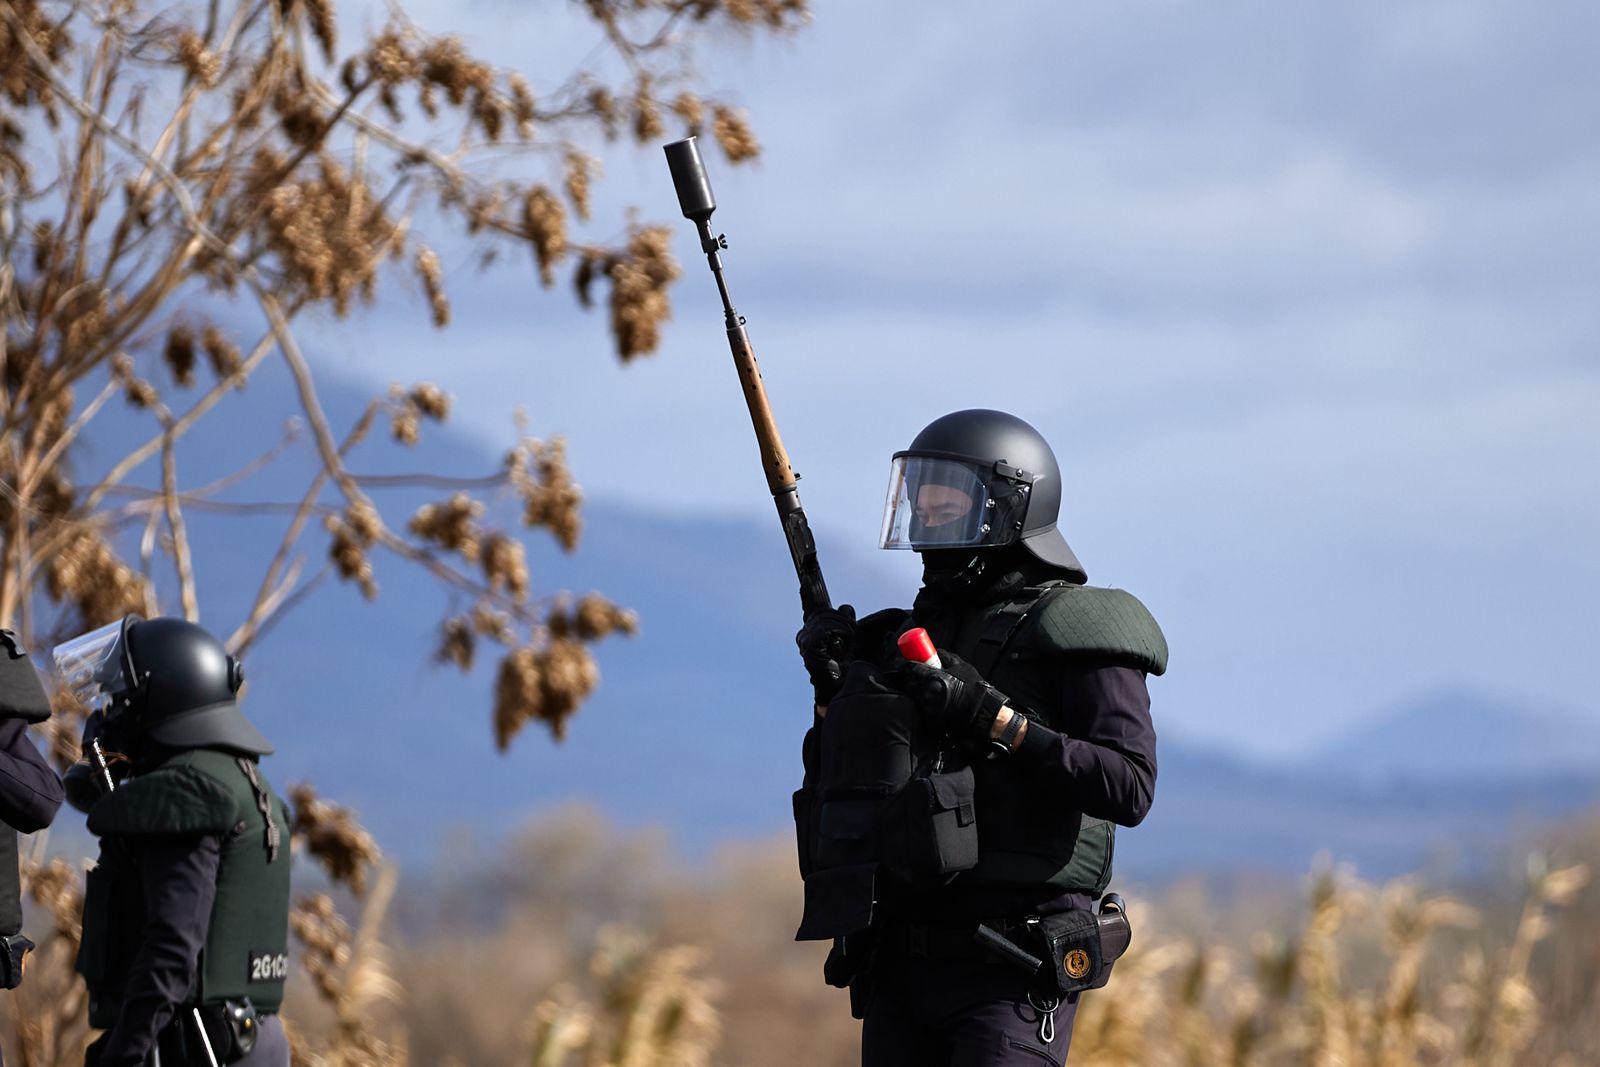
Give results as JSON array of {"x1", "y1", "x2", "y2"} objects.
[
  {"x1": 1302, "y1": 688, "x2": 1600, "y2": 782},
  {"x1": 59, "y1": 360, "x2": 1600, "y2": 884}
]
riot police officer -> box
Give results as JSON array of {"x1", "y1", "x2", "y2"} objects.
[
  {"x1": 53, "y1": 616, "x2": 292, "y2": 1067},
  {"x1": 1, "y1": 629, "x2": 66, "y2": 1064},
  {"x1": 794, "y1": 410, "x2": 1165, "y2": 1066}
]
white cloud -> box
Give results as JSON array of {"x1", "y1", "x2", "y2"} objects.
[{"x1": 312, "y1": 0, "x2": 1600, "y2": 755}]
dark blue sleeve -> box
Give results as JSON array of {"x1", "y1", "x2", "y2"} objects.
[
  {"x1": 0, "y1": 718, "x2": 64, "y2": 832},
  {"x1": 1013, "y1": 664, "x2": 1158, "y2": 827},
  {"x1": 97, "y1": 833, "x2": 222, "y2": 1067}
]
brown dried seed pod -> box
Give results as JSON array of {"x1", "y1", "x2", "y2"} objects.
[
  {"x1": 201, "y1": 325, "x2": 242, "y2": 381},
  {"x1": 523, "y1": 186, "x2": 569, "y2": 288},
  {"x1": 573, "y1": 251, "x2": 605, "y2": 309},
  {"x1": 410, "y1": 383, "x2": 449, "y2": 420},
  {"x1": 471, "y1": 602, "x2": 511, "y2": 640},
  {"x1": 325, "y1": 509, "x2": 378, "y2": 599},
  {"x1": 435, "y1": 616, "x2": 475, "y2": 670},
  {"x1": 564, "y1": 150, "x2": 594, "y2": 221},
  {"x1": 173, "y1": 30, "x2": 220, "y2": 87},
  {"x1": 509, "y1": 74, "x2": 536, "y2": 137},
  {"x1": 513, "y1": 437, "x2": 584, "y2": 551},
  {"x1": 288, "y1": 784, "x2": 382, "y2": 896},
  {"x1": 712, "y1": 105, "x2": 760, "y2": 163},
  {"x1": 340, "y1": 55, "x2": 363, "y2": 94},
  {"x1": 408, "y1": 493, "x2": 483, "y2": 561},
  {"x1": 606, "y1": 226, "x2": 681, "y2": 361},
  {"x1": 305, "y1": 0, "x2": 337, "y2": 62},
  {"x1": 366, "y1": 28, "x2": 416, "y2": 85},
  {"x1": 494, "y1": 646, "x2": 545, "y2": 751},
  {"x1": 573, "y1": 594, "x2": 640, "y2": 640},
  {"x1": 420, "y1": 36, "x2": 492, "y2": 106},
  {"x1": 481, "y1": 532, "x2": 529, "y2": 601},
  {"x1": 538, "y1": 639, "x2": 599, "y2": 741},
  {"x1": 45, "y1": 531, "x2": 148, "y2": 630},
  {"x1": 587, "y1": 85, "x2": 618, "y2": 139},
  {"x1": 632, "y1": 79, "x2": 664, "y2": 144},
  {"x1": 473, "y1": 88, "x2": 504, "y2": 142},
  {"x1": 164, "y1": 324, "x2": 197, "y2": 387},
  {"x1": 124, "y1": 376, "x2": 159, "y2": 410},
  {"x1": 414, "y1": 246, "x2": 450, "y2": 326},
  {"x1": 672, "y1": 92, "x2": 704, "y2": 134},
  {"x1": 344, "y1": 499, "x2": 382, "y2": 542}
]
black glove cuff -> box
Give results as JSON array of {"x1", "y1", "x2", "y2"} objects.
[{"x1": 968, "y1": 684, "x2": 1009, "y2": 740}]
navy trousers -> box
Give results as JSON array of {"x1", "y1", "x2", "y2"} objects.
[{"x1": 860, "y1": 955, "x2": 1080, "y2": 1066}]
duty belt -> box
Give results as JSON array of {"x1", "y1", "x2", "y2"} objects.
[
  {"x1": 877, "y1": 893, "x2": 1132, "y2": 972},
  {"x1": 877, "y1": 917, "x2": 1036, "y2": 964}
]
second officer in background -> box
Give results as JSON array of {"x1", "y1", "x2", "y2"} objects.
[{"x1": 56, "y1": 616, "x2": 292, "y2": 1067}]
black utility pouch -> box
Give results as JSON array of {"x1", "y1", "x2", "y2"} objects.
[
  {"x1": 879, "y1": 766, "x2": 978, "y2": 887},
  {"x1": 78, "y1": 864, "x2": 111, "y2": 993},
  {"x1": 1031, "y1": 896, "x2": 1134, "y2": 996},
  {"x1": 1032, "y1": 910, "x2": 1104, "y2": 996},
  {"x1": 791, "y1": 787, "x2": 815, "y2": 879},
  {"x1": 0, "y1": 933, "x2": 33, "y2": 990}
]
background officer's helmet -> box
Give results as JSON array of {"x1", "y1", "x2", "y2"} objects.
[
  {"x1": 879, "y1": 409, "x2": 1088, "y2": 584},
  {"x1": 53, "y1": 616, "x2": 272, "y2": 756}
]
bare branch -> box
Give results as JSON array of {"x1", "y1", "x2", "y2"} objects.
[
  {"x1": 160, "y1": 416, "x2": 199, "y2": 622},
  {"x1": 230, "y1": 399, "x2": 380, "y2": 654}
]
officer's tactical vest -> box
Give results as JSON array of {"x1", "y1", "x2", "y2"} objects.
[
  {"x1": 77, "y1": 748, "x2": 292, "y2": 1025},
  {"x1": 792, "y1": 583, "x2": 1166, "y2": 940},
  {"x1": 952, "y1": 582, "x2": 1167, "y2": 894}
]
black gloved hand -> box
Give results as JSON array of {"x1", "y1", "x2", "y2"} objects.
[
  {"x1": 795, "y1": 604, "x2": 856, "y2": 706},
  {"x1": 893, "y1": 648, "x2": 1008, "y2": 742}
]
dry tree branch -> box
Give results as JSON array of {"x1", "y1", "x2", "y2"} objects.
[
  {"x1": 230, "y1": 399, "x2": 380, "y2": 654},
  {"x1": 79, "y1": 327, "x2": 276, "y2": 513},
  {"x1": 159, "y1": 413, "x2": 199, "y2": 621},
  {"x1": 137, "y1": 503, "x2": 163, "y2": 618},
  {"x1": 181, "y1": 417, "x2": 305, "y2": 498},
  {"x1": 19, "y1": 375, "x2": 118, "y2": 497}
]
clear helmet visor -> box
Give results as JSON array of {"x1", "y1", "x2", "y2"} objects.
[
  {"x1": 879, "y1": 456, "x2": 1030, "y2": 550},
  {"x1": 52, "y1": 617, "x2": 136, "y2": 713}
]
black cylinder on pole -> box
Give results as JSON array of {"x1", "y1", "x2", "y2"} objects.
[{"x1": 664, "y1": 137, "x2": 717, "y2": 222}]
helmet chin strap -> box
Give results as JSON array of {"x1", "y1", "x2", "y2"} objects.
[{"x1": 918, "y1": 549, "x2": 990, "y2": 596}]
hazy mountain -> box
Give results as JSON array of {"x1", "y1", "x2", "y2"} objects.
[
  {"x1": 60, "y1": 360, "x2": 1600, "y2": 884},
  {"x1": 1304, "y1": 688, "x2": 1600, "y2": 782}
]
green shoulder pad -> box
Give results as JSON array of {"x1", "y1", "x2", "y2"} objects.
[
  {"x1": 1030, "y1": 586, "x2": 1168, "y2": 676},
  {"x1": 87, "y1": 765, "x2": 242, "y2": 837}
]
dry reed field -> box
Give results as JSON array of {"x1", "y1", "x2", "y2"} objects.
[{"x1": 7, "y1": 806, "x2": 1597, "y2": 1067}]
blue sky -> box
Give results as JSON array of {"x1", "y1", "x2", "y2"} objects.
[{"x1": 306, "y1": 1, "x2": 1600, "y2": 760}]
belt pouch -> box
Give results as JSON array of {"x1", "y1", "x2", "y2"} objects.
[
  {"x1": 1035, "y1": 910, "x2": 1106, "y2": 996},
  {"x1": 879, "y1": 766, "x2": 978, "y2": 887}
]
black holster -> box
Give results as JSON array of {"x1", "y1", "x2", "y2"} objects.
[
  {"x1": 0, "y1": 933, "x2": 33, "y2": 990},
  {"x1": 823, "y1": 932, "x2": 877, "y2": 1020},
  {"x1": 158, "y1": 999, "x2": 260, "y2": 1065}
]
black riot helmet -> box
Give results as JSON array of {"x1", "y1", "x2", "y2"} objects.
[
  {"x1": 52, "y1": 616, "x2": 271, "y2": 756},
  {"x1": 880, "y1": 409, "x2": 1087, "y2": 583}
]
